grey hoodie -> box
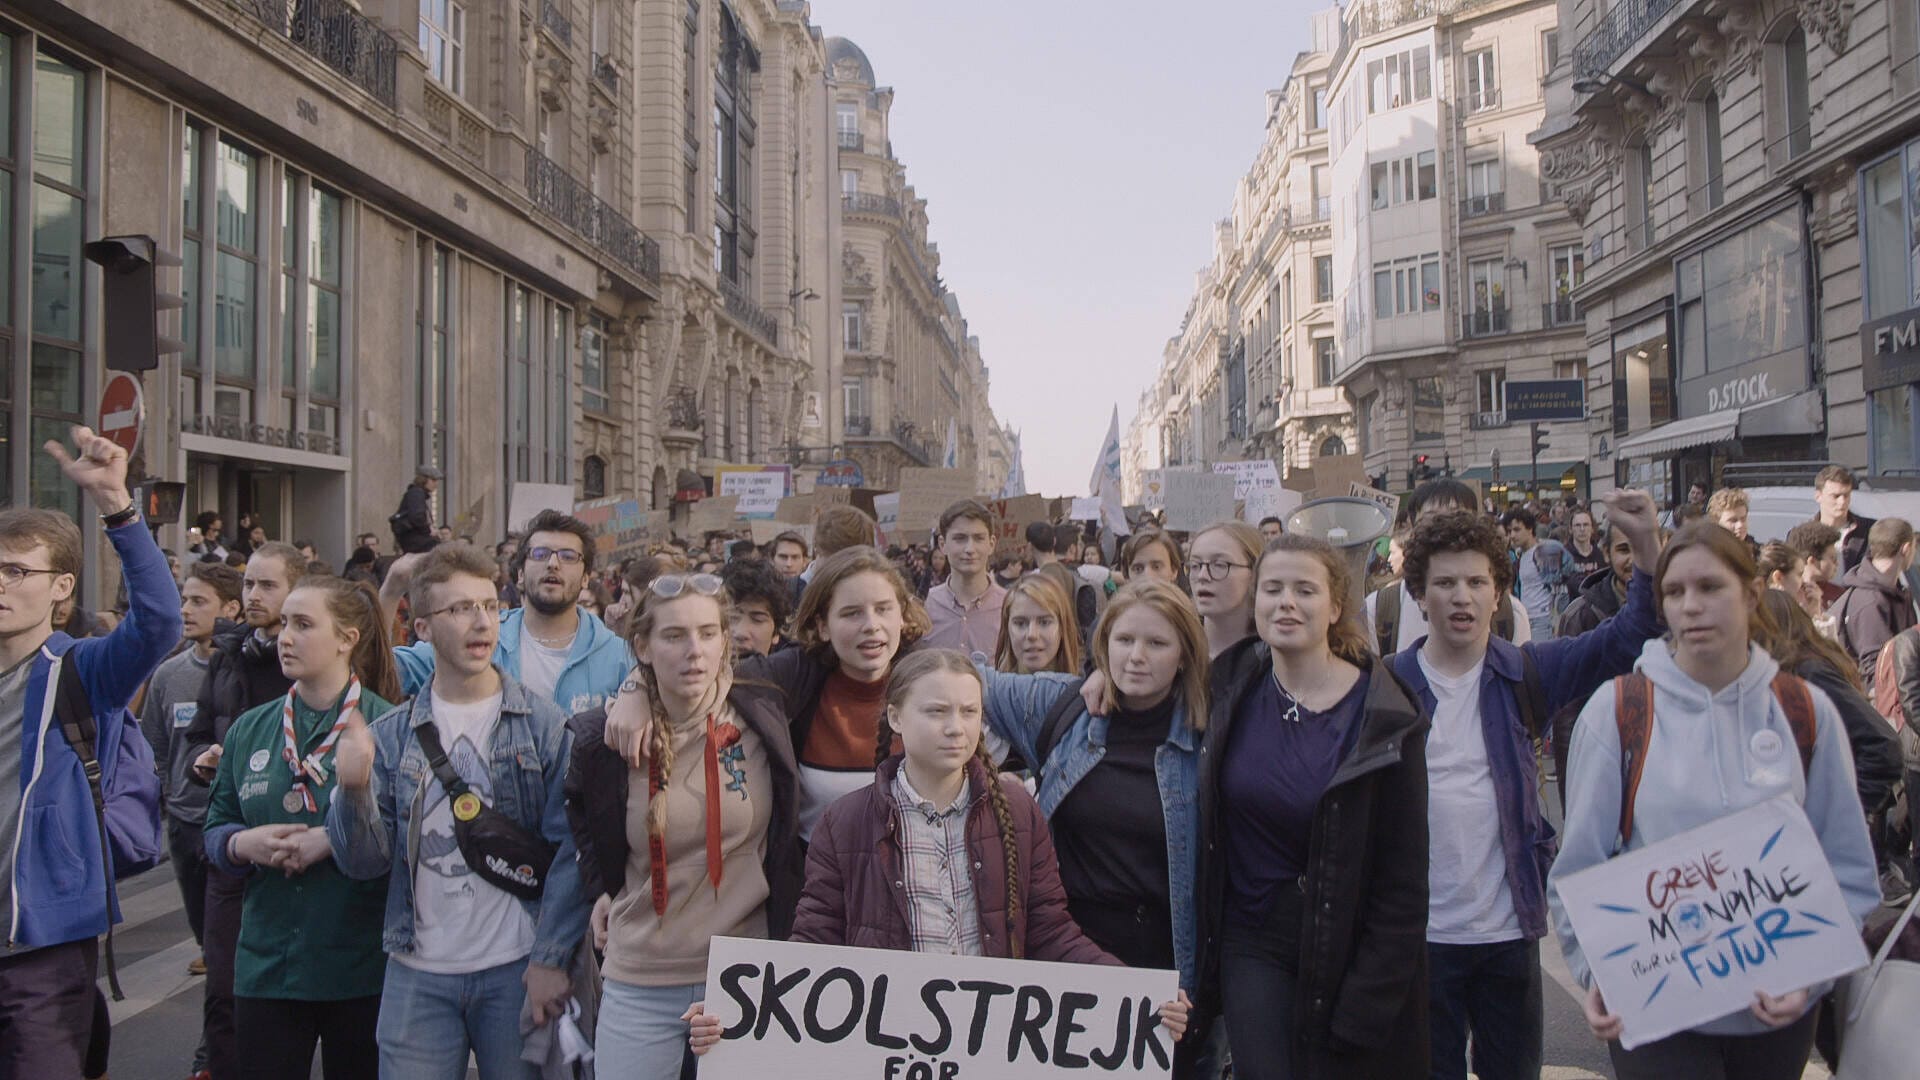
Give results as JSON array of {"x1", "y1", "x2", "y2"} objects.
[{"x1": 1547, "y1": 640, "x2": 1880, "y2": 1038}]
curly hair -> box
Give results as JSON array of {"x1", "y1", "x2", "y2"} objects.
[
  {"x1": 792, "y1": 546, "x2": 932, "y2": 661},
  {"x1": 1402, "y1": 510, "x2": 1515, "y2": 600}
]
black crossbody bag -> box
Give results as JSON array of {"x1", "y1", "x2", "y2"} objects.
[{"x1": 413, "y1": 722, "x2": 557, "y2": 902}]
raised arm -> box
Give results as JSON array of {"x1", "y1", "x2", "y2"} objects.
[{"x1": 973, "y1": 664, "x2": 1080, "y2": 772}]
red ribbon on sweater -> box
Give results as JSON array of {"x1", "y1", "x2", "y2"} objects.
[{"x1": 647, "y1": 714, "x2": 743, "y2": 918}]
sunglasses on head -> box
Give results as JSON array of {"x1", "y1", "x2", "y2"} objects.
[{"x1": 649, "y1": 573, "x2": 724, "y2": 599}]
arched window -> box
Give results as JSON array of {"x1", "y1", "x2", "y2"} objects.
[
  {"x1": 1319, "y1": 435, "x2": 1347, "y2": 457},
  {"x1": 1688, "y1": 88, "x2": 1725, "y2": 212},
  {"x1": 583, "y1": 455, "x2": 607, "y2": 499}
]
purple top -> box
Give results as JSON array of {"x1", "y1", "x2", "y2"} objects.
[{"x1": 1222, "y1": 669, "x2": 1368, "y2": 921}]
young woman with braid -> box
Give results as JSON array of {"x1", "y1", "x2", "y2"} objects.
[
  {"x1": 563, "y1": 572, "x2": 801, "y2": 1080},
  {"x1": 685, "y1": 649, "x2": 1190, "y2": 1055},
  {"x1": 201, "y1": 576, "x2": 402, "y2": 1079}
]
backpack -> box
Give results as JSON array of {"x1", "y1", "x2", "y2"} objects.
[
  {"x1": 1873, "y1": 632, "x2": 1909, "y2": 732},
  {"x1": 1612, "y1": 670, "x2": 1817, "y2": 845},
  {"x1": 48, "y1": 651, "x2": 166, "y2": 1000},
  {"x1": 1032, "y1": 677, "x2": 1089, "y2": 781},
  {"x1": 1374, "y1": 581, "x2": 1516, "y2": 656}
]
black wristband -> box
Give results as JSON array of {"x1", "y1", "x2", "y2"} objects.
[{"x1": 101, "y1": 502, "x2": 139, "y2": 529}]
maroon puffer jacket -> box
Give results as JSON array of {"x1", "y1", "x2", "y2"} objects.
[{"x1": 792, "y1": 755, "x2": 1119, "y2": 965}]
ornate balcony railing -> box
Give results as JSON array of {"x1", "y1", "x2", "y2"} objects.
[
  {"x1": 524, "y1": 146, "x2": 660, "y2": 280},
  {"x1": 718, "y1": 276, "x2": 779, "y2": 346},
  {"x1": 837, "y1": 129, "x2": 864, "y2": 151},
  {"x1": 1572, "y1": 0, "x2": 1684, "y2": 80},
  {"x1": 664, "y1": 384, "x2": 703, "y2": 431},
  {"x1": 1461, "y1": 192, "x2": 1506, "y2": 218},
  {"x1": 842, "y1": 192, "x2": 901, "y2": 219},
  {"x1": 845, "y1": 416, "x2": 873, "y2": 436},
  {"x1": 540, "y1": 0, "x2": 574, "y2": 46},
  {"x1": 1544, "y1": 298, "x2": 1581, "y2": 327},
  {"x1": 1461, "y1": 304, "x2": 1511, "y2": 338},
  {"x1": 237, "y1": 0, "x2": 398, "y2": 108},
  {"x1": 592, "y1": 52, "x2": 620, "y2": 95}
]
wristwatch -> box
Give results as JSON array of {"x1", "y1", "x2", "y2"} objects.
[{"x1": 100, "y1": 501, "x2": 139, "y2": 529}]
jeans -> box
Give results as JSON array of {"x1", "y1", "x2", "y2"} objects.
[
  {"x1": 595, "y1": 979, "x2": 700, "y2": 1080},
  {"x1": 1607, "y1": 1010, "x2": 1817, "y2": 1080},
  {"x1": 0, "y1": 937, "x2": 96, "y2": 1080},
  {"x1": 1219, "y1": 881, "x2": 1303, "y2": 1080},
  {"x1": 1427, "y1": 938, "x2": 1543, "y2": 1080},
  {"x1": 233, "y1": 993, "x2": 381, "y2": 1080},
  {"x1": 377, "y1": 956, "x2": 537, "y2": 1080}
]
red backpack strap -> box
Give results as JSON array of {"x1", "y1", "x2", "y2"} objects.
[
  {"x1": 1613, "y1": 672, "x2": 1655, "y2": 846},
  {"x1": 1769, "y1": 672, "x2": 1818, "y2": 776}
]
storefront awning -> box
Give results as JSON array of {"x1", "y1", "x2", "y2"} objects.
[{"x1": 1614, "y1": 411, "x2": 1742, "y2": 458}]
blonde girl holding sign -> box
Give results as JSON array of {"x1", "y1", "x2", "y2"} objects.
[{"x1": 1548, "y1": 523, "x2": 1880, "y2": 1079}]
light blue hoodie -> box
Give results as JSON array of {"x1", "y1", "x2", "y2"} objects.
[{"x1": 1548, "y1": 640, "x2": 1880, "y2": 1038}]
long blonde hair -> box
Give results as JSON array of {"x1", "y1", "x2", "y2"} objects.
[
  {"x1": 993, "y1": 574, "x2": 1081, "y2": 675},
  {"x1": 625, "y1": 581, "x2": 735, "y2": 841},
  {"x1": 1089, "y1": 581, "x2": 1210, "y2": 728}
]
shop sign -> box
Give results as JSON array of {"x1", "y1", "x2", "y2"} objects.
[
  {"x1": 1677, "y1": 349, "x2": 1805, "y2": 418},
  {"x1": 1863, "y1": 306, "x2": 1920, "y2": 393},
  {"x1": 1504, "y1": 380, "x2": 1586, "y2": 421},
  {"x1": 182, "y1": 414, "x2": 340, "y2": 456}
]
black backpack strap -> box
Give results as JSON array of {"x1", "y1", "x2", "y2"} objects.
[
  {"x1": 49, "y1": 655, "x2": 123, "y2": 1000},
  {"x1": 1034, "y1": 678, "x2": 1088, "y2": 778},
  {"x1": 412, "y1": 721, "x2": 471, "y2": 799}
]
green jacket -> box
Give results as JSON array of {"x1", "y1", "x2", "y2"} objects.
[{"x1": 203, "y1": 688, "x2": 395, "y2": 1001}]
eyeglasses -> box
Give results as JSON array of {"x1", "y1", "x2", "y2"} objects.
[
  {"x1": 527, "y1": 547, "x2": 585, "y2": 565},
  {"x1": 422, "y1": 598, "x2": 501, "y2": 621},
  {"x1": 649, "y1": 573, "x2": 724, "y2": 599},
  {"x1": 1186, "y1": 558, "x2": 1251, "y2": 580},
  {"x1": 0, "y1": 564, "x2": 65, "y2": 588}
]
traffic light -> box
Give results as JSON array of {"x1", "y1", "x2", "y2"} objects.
[
  {"x1": 84, "y1": 235, "x2": 184, "y2": 372},
  {"x1": 1413, "y1": 453, "x2": 1433, "y2": 482},
  {"x1": 1531, "y1": 425, "x2": 1551, "y2": 459}
]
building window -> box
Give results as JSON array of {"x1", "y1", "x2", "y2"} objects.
[
  {"x1": 583, "y1": 455, "x2": 607, "y2": 499},
  {"x1": 181, "y1": 125, "x2": 201, "y2": 384},
  {"x1": 1675, "y1": 205, "x2": 1806, "y2": 385},
  {"x1": 1281, "y1": 271, "x2": 1293, "y2": 325},
  {"x1": 1541, "y1": 29, "x2": 1561, "y2": 75},
  {"x1": 713, "y1": 5, "x2": 757, "y2": 289},
  {"x1": 1611, "y1": 313, "x2": 1674, "y2": 436},
  {"x1": 841, "y1": 169, "x2": 858, "y2": 197},
  {"x1": 582, "y1": 311, "x2": 610, "y2": 412},
  {"x1": 1627, "y1": 137, "x2": 1655, "y2": 249},
  {"x1": 1314, "y1": 338, "x2": 1336, "y2": 386},
  {"x1": 502, "y1": 282, "x2": 571, "y2": 487},
  {"x1": 1477, "y1": 367, "x2": 1507, "y2": 414},
  {"x1": 213, "y1": 137, "x2": 261, "y2": 389},
  {"x1": 1465, "y1": 157, "x2": 1502, "y2": 215},
  {"x1": 25, "y1": 47, "x2": 88, "y2": 518},
  {"x1": 842, "y1": 376, "x2": 867, "y2": 428},
  {"x1": 1468, "y1": 256, "x2": 1507, "y2": 324},
  {"x1": 1366, "y1": 46, "x2": 1431, "y2": 113},
  {"x1": 1372, "y1": 253, "x2": 1441, "y2": 317},
  {"x1": 0, "y1": 31, "x2": 12, "y2": 507},
  {"x1": 1862, "y1": 150, "x2": 1918, "y2": 318},
  {"x1": 1319, "y1": 435, "x2": 1347, "y2": 457},
  {"x1": 1370, "y1": 150, "x2": 1436, "y2": 209},
  {"x1": 1465, "y1": 49, "x2": 1498, "y2": 111},
  {"x1": 683, "y1": 0, "x2": 699, "y2": 233},
  {"x1": 1314, "y1": 255, "x2": 1333, "y2": 302},
  {"x1": 303, "y1": 182, "x2": 344, "y2": 439},
  {"x1": 842, "y1": 303, "x2": 864, "y2": 351},
  {"x1": 836, "y1": 103, "x2": 857, "y2": 139},
  {"x1": 1310, "y1": 86, "x2": 1326, "y2": 129},
  {"x1": 1768, "y1": 27, "x2": 1811, "y2": 163},
  {"x1": 419, "y1": 0, "x2": 465, "y2": 95},
  {"x1": 1411, "y1": 376, "x2": 1445, "y2": 444},
  {"x1": 417, "y1": 241, "x2": 450, "y2": 473},
  {"x1": 1690, "y1": 90, "x2": 1726, "y2": 212},
  {"x1": 1549, "y1": 243, "x2": 1584, "y2": 324},
  {"x1": 506, "y1": 285, "x2": 532, "y2": 482}
]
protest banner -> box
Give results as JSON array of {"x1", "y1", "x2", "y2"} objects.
[
  {"x1": 986, "y1": 495, "x2": 1052, "y2": 558},
  {"x1": 872, "y1": 492, "x2": 901, "y2": 549},
  {"x1": 697, "y1": 936, "x2": 1178, "y2": 1080},
  {"x1": 1347, "y1": 482, "x2": 1402, "y2": 523},
  {"x1": 1159, "y1": 473, "x2": 1237, "y2": 532},
  {"x1": 897, "y1": 468, "x2": 977, "y2": 538},
  {"x1": 573, "y1": 496, "x2": 649, "y2": 563},
  {"x1": 506, "y1": 482, "x2": 574, "y2": 534},
  {"x1": 1556, "y1": 795, "x2": 1870, "y2": 1050},
  {"x1": 1139, "y1": 471, "x2": 1167, "y2": 511},
  {"x1": 717, "y1": 465, "x2": 793, "y2": 519},
  {"x1": 686, "y1": 495, "x2": 744, "y2": 536}
]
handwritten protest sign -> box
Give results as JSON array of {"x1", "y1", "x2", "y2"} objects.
[
  {"x1": 507, "y1": 483, "x2": 574, "y2": 534},
  {"x1": 987, "y1": 495, "x2": 1052, "y2": 558},
  {"x1": 717, "y1": 465, "x2": 792, "y2": 519},
  {"x1": 686, "y1": 495, "x2": 744, "y2": 536},
  {"x1": 1242, "y1": 486, "x2": 1302, "y2": 525},
  {"x1": 1347, "y1": 482, "x2": 1402, "y2": 523},
  {"x1": 1160, "y1": 473, "x2": 1237, "y2": 532},
  {"x1": 1069, "y1": 497, "x2": 1101, "y2": 521},
  {"x1": 872, "y1": 493, "x2": 901, "y2": 549},
  {"x1": 697, "y1": 936, "x2": 1178, "y2": 1080},
  {"x1": 898, "y1": 469, "x2": 978, "y2": 538},
  {"x1": 1556, "y1": 796, "x2": 1869, "y2": 1049},
  {"x1": 573, "y1": 497, "x2": 649, "y2": 562}
]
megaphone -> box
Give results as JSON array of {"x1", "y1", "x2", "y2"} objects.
[{"x1": 1285, "y1": 496, "x2": 1395, "y2": 616}]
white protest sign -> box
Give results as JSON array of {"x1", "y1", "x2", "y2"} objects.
[
  {"x1": 506, "y1": 483, "x2": 575, "y2": 534},
  {"x1": 1069, "y1": 497, "x2": 1101, "y2": 521},
  {"x1": 717, "y1": 466, "x2": 792, "y2": 518},
  {"x1": 1159, "y1": 473, "x2": 1237, "y2": 532},
  {"x1": 1140, "y1": 471, "x2": 1167, "y2": 511},
  {"x1": 1242, "y1": 486, "x2": 1302, "y2": 525},
  {"x1": 1347, "y1": 482, "x2": 1402, "y2": 522},
  {"x1": 872, "y1": 492, "x2": 901, "y2": 549},
  {"x1": 1556, "y1": 795, "x2": 1869, "y2": 1050},
  {"x1": 698, "y1": 936, "x2": 1178, "y2": 1080},
  {"x1": 1210, "y1": 459, "x2": 1280, "y2": 498}
]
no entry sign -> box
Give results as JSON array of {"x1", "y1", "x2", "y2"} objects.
[{"x1": 99, "y1": 372, "x2": 145, "y2": 455}]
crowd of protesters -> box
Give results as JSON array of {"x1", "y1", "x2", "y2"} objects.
[{"x1": 8, "y1": 445, "x2": 1920, "y2": 1080}]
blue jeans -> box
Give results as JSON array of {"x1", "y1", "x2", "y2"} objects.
[
  {"x1": 595, "y1": 978, "x2": 701, "y2": 1080},
  {"x1": 376, "y1": 956, "x2": 537, "y2": 1080},
  {"x1": 1427, "y1": 938, "x2": 1542, "y2": 1080}
]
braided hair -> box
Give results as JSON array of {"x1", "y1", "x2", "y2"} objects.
[
  {"x1": 881, "y1": 649, "x2": 1023, "y2": 959},
  {"x1": 625, "y1": 580, "x2": 735, "y2": 844}
]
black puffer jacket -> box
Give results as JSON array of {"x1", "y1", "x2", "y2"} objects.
[
  {"x1": 1196, "y1": 639, "x2": 1431, "y2": 1080},
  {"x1": 183, "y1": 623, "x2": 294, "y2": 774}
]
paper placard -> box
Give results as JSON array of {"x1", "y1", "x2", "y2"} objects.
[
  {"x1": 686, "y1": 495, "x2": 744, "y2": 536},
  {"x1": 1211, "y1": 459, "x2": 1281, "y2": 497},
  {"x1": 1557, "y1": 796, "x2": 1869, "y2": 1050},
  {"x1": 716, "y1": 465, "x2": 792, "y2": 519},
  {"x1": 897, "y1": 468, "x2": 978, "y2": 539},
  {"x1": 1306, "y1": 454, "x2": 1368, "y2": 501},
  {"x1": 749, "y1": 520, "x2": 812, "y2": 547},
  {"x1": 1244, "y1": 486, "x2": 1302, "y2": 525},
  {"x1": 1069, "y1": 497, "x2": 1101, "y2": 521},
  {"x1": 697, "y1": 936, "x2": 1178, "y2": 1080},
  {"x1": 872, "y1": 492, "x2": 901, "y2": 549},
  {"x1": 506, "y1": 483, "x2": 575, "y2": 535},
  {"x1": 1160, "y1": 473, "x2": 1238, "y2": 532},
  {"x1": 573, "y1": 496, "x2": 650, "y2": 563},
  {"x1": 1347, "y1": 482, "x2": 1403, "y2": 523}
]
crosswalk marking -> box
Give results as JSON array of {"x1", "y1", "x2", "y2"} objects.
[{"x1": 102, "y1": 936, "x2": 201, "y2": 1024}]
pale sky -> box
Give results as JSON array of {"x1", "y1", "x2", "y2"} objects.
[{"x1": 810, "y1": 0, "x2": 1330, "y2": 497}]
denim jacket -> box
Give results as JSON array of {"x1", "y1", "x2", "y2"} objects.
[
  {"x1": 325, "y1": 669, "x2": 587, "y2": 970},
  {"x1": 975, "y1": 667, "x2": 1201, "y2": 990},
  {"x1": 1387, "y1": 567, "x2": 1658, "y2": 940}
]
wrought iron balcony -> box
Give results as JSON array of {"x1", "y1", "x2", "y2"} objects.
[
  {"x1": 1572, "y1": 0, "x2": 1684, "y2": 82},
  {"x1": 592, "y1": 52, "x2": 620, "y2": 95},
  {"x1": 524, "y1": 147, "x2": 660, "y2": 281},
  {"x1": 1461, "y1": 192, "x2": 1506, "y2": 218},
  {"x1": 842, "y1": 192, "x2": 901, "y2": 219},
  {"x1": 664, "y1": 384, "x2": 702, "y2": 431},
  {"x1": 540, "y1": 0, "x2": 574, "y2": 46},
  {"x1": 236, "y1": 0, "x2": 398, "y2": 108},
  {"x1": 845, "y1": 416, "x2": 873, "y2": 436},
  {"x1": 1543, "y1": 298, "x2": 1581, "y2": 327},
  {"x1": 1470, "y1": 409, "x2": 1510, "y2": 429},
  {"x1": 718, "y1": 276, "x2": 779, "y2": 347},
  {"x1": 837, "y1": 129, "x2": 864, "y2": 151},
  {"x1": 1461, "y1": 304, "x2": 1511, "y2": 338}
]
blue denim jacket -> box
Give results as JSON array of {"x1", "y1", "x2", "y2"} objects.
[
  {"x1": 975, "y1": 667, "x2": 1201, "y2": 991},
  {"x1": 1388, "y1": 567, "x2": 1658, "y2": 940},
  {"x1": 325, "y1": 670, "x2": 587, "y2": 970}
]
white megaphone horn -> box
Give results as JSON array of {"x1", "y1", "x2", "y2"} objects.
[{"x1": 1283, "y1": 496, "x2": 1395, "y2": 616}]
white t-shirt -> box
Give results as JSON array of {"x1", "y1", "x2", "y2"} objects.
[
  {"x1": 1364, "y1": 581, "x2": 1534, "y2": 652},
  {"x1": 517, "y1": 636, "x2": 571, "y2": 707},
  {"x1": 1417, "y1": 650, "x2": 1521, "y2": 944},
  {"x1": 1515, "y1": 548, "x2": 1553, "y2": 621},
  {"x1": 396, "y1": 690, "x2": 538, "y2": 974}
]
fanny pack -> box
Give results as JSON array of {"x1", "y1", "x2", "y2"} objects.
[{"x1": 414, "y1": 722, "x2": 557, "y2": 902}]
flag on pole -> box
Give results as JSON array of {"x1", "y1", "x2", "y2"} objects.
[
  {"x1": 1088, "y1": 405, "x2": 1131, "y2": 537},
  {"x1": 942, "y1": 417, "x2": 959, "y2": 470},
  {"x1": 998, "y1": 430, "x2": 1026, "y2": 498}
]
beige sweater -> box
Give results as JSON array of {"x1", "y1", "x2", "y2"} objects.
[{"x1": 604, "y1": 701, "x2": 772, "y2": 987}]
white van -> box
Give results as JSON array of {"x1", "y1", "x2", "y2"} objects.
[{"x1": 1744, "y1": 486, "x2": 1920, "y2": 544}]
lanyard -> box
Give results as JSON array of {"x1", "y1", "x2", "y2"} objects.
[{"x1": 280, "y1": 678, "x2": 362, "y2": 814}]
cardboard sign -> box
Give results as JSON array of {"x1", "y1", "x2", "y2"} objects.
[
  {"x1": 897, "y1": 468, "x2": 978, "y2": 539},
  {"x1": 1556, "y1": 796, "x2": 1869, "y2": 1050},
  {"x1": 573, "y1": 496, "x2": 650, "y2": 563},
  {"x1": 1160, "y1": 473, "x2": 1237, "y2": 532},
  {"x1": 749, "y1": 520, "x2": 812, "y2": 547},
  {"x1": 687, "y1": 495, "x2": 744, "y2": 536},
  {"x1": 451, "y1": 495, "x2": 487, "y2": 540},
  {"x1": 717, "y1": 465, "x2": 793, "y2": 519},
  {"x1": 872, "y1": 492, "x2": 901, "y2": 549},
  {"x1": 506, "y1": 483, "x2": 575, "y2": 535},
  {"x1": 1140, "y1": 471, "x2": 1167, "y2": 511},
  {"x1": 1243, "y1": 486, "x2": 1302, "y2": 525},
  {"x1": 987, "y1": 495, "x2": 1052, "y2": 558},
  {"x1": 697, "y1": 936, "x2": 1178, "y2": 1080},
  {"x1": 1347, "y1": 482, "x2": 1402, "y2": 523},
  {"x1": 1306, "y1": 454, "x2": 1368, "y2": 502},
  {"x1": 1213, "y1": 460, "x2": 1292, "y2": 526},
  {"x1": 1069, "y1": 497, "x2": 1101, "y2": 521}
]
